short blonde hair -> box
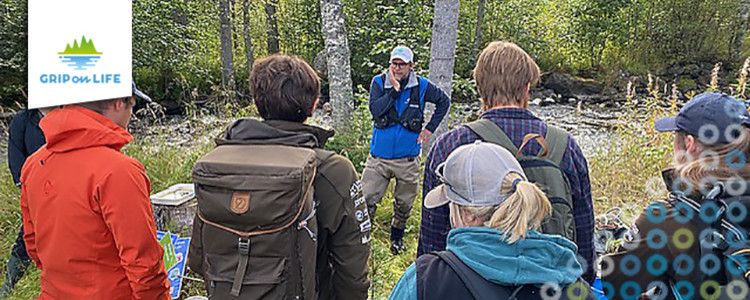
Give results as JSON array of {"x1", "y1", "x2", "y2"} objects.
[{"x1": 473, "y1": 41, "x2": 540, "y2": 109}]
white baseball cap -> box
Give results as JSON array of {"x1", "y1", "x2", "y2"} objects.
[
  {"x1": 390, "y1": 46, "x2": 414, "y2": 64},
  {"x1": 424, "y1": 141, "x2": 526, "y2": 209}
]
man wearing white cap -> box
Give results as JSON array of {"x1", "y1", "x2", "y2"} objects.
[{"x1": 364, "y1": 45, "x2": 451, "y2": 255}]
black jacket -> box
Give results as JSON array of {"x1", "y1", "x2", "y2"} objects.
[
  {"x1": 603, "y1": 192, "x2": 750, "y2": 300},
  {"x1": 8, "y1": 109, "x2": 46, "y2": 185}
]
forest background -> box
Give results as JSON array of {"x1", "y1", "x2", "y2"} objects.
[{"x1": 1, "y1": 0, "x2": 750, "y2": 298}]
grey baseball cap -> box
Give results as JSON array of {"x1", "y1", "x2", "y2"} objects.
[{"x1": 424, "y1": 141, "x2": 526, "y2": 209}]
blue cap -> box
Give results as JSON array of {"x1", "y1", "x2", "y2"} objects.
[{"x1": 655, "y1": 92, "x2": 750, "y2": 144}]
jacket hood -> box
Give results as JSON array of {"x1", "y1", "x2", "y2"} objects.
[
  {"x1": 218, "y1": 118, "x2": 334, "y2": 148},
  {"x1": 40, "y1": 105, "x2": 132, "y2": 153},
  {"x1": 383, "y1": 71, "x2": 418, "y2": 90},
  {"x1": 446, "y1": 227, "x2": 583, "y2": 286}
]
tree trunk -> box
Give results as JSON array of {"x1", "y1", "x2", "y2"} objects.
[
  {"x1": 243, "y1": 0, "x2": 254, "y2": 75},
  {"x1": 471, "y1": 0, "x2": 485, "y2": 60},
  {"x1": 424, "y1": 0, "x2": 460, "y2": 155},
  {"x1": 265, "y1": 0, "x2": 280, "y2": 54},
  {"x1": 320, "y1": 0, "x2": 354, "y2": 126},
  {"x1": 733, "y1": 0, "x2": 750, "y2": 63},
  {"x1": 219, "y1": 0, "x2": 235, "y2": 93},
  {"x1": 172, "y1": 0, "x2": 189, "y2": 30},
  {"x1": 231, "y1": 0, "x2": 240, "y2": 62}
]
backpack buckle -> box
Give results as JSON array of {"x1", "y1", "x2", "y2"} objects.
[
  {"x1": 238, "y1": 237, "x2": 250, "y2": 255},
  {"x1": 701, "y1": 231, "x2": 729, "y2": 252}
]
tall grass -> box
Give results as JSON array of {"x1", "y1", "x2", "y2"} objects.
[
  {"x1": 0, "y1": 166, "x2": 40, "y2": 300},
  {"x1": 588, "y1": 59, "x2": 750, "y2": 223},
  {"x1": 3, "y1": 60, "x2": 750, "y2": 298},
  {"x1": 587, "y1": 84, "x2": 675, "y2": 222}
]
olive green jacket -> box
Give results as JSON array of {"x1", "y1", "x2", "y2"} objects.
[{"x1": 265, "y1": 120, "x2": 371, "y2": 300}]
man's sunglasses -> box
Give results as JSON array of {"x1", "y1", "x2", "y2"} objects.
[{"x1": 391, "y1": 62, "x2": 410, "y2": 67}]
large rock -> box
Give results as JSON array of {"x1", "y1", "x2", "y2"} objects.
[
  {"x1": 682, "y1": 64, "x2": 701, "y2": 78},
  {"x1": 540, "y1": 72, "x2": 604, "y2": 102}
]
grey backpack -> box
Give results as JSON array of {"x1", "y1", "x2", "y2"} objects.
[
  {"x1": 188, "y1": 143, "x2": 319, "y2": 300},
  {"x1": 465, "y1": 119, "x2": 576, "y2": 241}
]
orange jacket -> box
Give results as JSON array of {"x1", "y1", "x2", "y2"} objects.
[{"x1": 20, "y1": 105, "x2": 170, "y2": 300}]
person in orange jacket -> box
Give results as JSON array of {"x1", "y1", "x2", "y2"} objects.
[{"x1": 19, "y1": 83, "x2": 170, "y2": 300}]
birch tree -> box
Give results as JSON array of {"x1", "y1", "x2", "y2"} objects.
[
  {"x1": 732, "y1": 0, "x2": 750, "y2": 63},
  {"x1": 243, "y1": 0, "x2": 254, "y2": 75},
  {"x1": 320, "y1": 0, "x2": 354, "y2": 126},
  {"x1": 219, "y1": 0, "x2": 235, "y2": 92},
  {"x1": 424, "y1": 0, "x2": 459, "y2": 153}
]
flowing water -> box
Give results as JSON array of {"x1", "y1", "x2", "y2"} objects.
[
  {"x1": 0, "y1": 102, "x2": 625, "y2": 162},
  {"x1": 449, "y1": 102, "x2": 625, "y2": 156}
]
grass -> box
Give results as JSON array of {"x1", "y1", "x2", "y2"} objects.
[
  {"x1": 0, "y1": 77, "x2": 738, "y2": 299},
  {"x1": 0, "y1": 115, "x2": 673, "y2": 300},
  {"x1": 587, "y1": 91, "x2": 677, "y2": 223}
]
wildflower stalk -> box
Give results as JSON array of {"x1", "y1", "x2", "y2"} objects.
[
  {"x1": 710, "y1": 62, "x2": 721, "y2": 92},
  {"x1": 738, "y1": 57, "x2": 750, "y2": 99}
]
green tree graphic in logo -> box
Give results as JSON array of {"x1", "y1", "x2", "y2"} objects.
[{"x1": 58, "y1": 35, "x2": 102, "y2": 70}]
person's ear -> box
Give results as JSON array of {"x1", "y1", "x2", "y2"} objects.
[
  {"x1": 112, "y1": 97, "x2": 125, "y2": 112},
  {"x1": 310, "y1": 98, "x2": 319, "y2": 116},
  {"x1": 685, "y1": 135, "x2": 703, "y2": 155},
  {"x1": 114, "y1": 96, "x2": 133, "y2": 111}
]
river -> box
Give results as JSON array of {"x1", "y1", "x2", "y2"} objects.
[{"x1": 0, "y1": 102, "x2": 626, "y2": 163}]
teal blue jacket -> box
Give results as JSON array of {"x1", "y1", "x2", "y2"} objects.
[{"x1": 389, "y1": 227, "x2": 584, "y2": 300}]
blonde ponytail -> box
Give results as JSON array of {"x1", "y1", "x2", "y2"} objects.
[{"x1": 488, "y1": 173, "x2": 551, "y2": 243}]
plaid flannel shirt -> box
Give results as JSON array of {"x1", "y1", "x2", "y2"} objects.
[{"x1": 417, "y1": 108, "x2": 596, "y2": 283}]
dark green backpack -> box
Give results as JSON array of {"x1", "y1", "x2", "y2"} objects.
[
  {"x1": 465, "y1": 119, "x2": 576, "y2": 241},
  {"x1": 189, "y1": 143, "x2": 320, "y2": 300}
]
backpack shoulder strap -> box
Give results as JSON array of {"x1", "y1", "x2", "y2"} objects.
[
  {"x1": 545, "y1": 125, "x2": 569, "y2": 164},
  {"x1": 416, "y1": 76, "x2": 429, "y2": 110},
  {"x1": 314, "y1": 148, "x2": 336, "y2": 168},
  {"x1": 464, "y1": 119, "x2": 518, "y2": 154},
  {"x1": 409, "y1": 76, "x2": 421, "y2": 109},
  {"x1": 435, "y1": 251, "x2": 519, "y2": 300}
]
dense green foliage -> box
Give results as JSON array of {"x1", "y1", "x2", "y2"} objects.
[
  {"x1": 2, "y1": 0, "x2": 750, "y2": 108},
  {"x1": 0, "y1": 0, "x2": 28, "y2": 108},
  {"x1": 2, "y1": 0, "x2": 750, "y2": 298}
]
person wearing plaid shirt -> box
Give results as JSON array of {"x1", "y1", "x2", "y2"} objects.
[{"x1": 417, "y1": 41, "x2": 596, "y2": 284}]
